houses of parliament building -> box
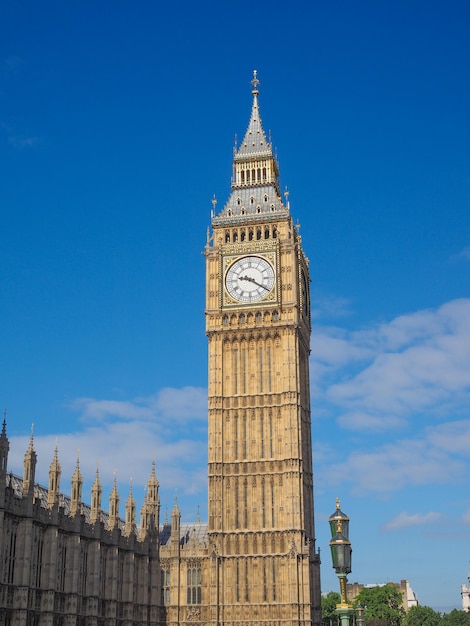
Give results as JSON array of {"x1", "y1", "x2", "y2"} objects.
[{"x1": 0, "y1": 73, "x2": 322, "y2": 626}]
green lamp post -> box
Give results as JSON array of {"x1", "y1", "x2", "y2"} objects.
[{"x1": 329, "y1": 499, "x2": 353, "y2": 626}]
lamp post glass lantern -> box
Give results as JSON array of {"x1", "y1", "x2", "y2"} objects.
[{"x1": 328, "y1": 499, "x2": 353, "y2": 626}]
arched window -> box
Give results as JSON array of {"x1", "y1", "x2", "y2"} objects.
[
  {"x1": 264, "y1": 228, "x2": 269, "y2": 239},
  {"x1": 272, "y1": 226, "x2": 277, "y2": 239},
  {"x1": 241, "y1": 171, "x2": 245, "y2": 183},
  {"x1": 187, "y1": 563, "x2": 202, "y2": 605},
  {"x1": 241, "y1": 230, "x2": 246, "y2": 242},
  {"x1": 257, "y1": 229, "x2": 262, "y2": 241},
  {"x1": 225, "y1": 232, "x2": 230, "y2": 243},
  {"x1": 161, "y1": 567, "x2": 170, "y2": 605}
]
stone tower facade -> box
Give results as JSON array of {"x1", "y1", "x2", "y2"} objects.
[{"x1": 204, "y1": 71, "x2": 321, "y2": 626}]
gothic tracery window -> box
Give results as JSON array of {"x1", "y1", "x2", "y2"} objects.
[
  {"x1": 161, "y1": 566, "x2": 170, "y2": 604},
  {"x1": 187, "y1": 563, "x2": 202, "y2": 605}
]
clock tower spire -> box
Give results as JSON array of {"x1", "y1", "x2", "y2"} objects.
[
  {"x1": 213, "y1": 70, "x2": 285, "y2": 226},
  {"x1": 205, "y1": 72, "x2": 321, "y2": 626}
]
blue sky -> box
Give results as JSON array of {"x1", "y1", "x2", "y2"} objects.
[{"x1": 1, "y1": 0, "x2": 470, "y2": 613}]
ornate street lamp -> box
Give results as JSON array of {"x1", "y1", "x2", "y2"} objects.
[
  {"x1": 329, "y1": 499, "x2": 353, "y2": 626},
  {"x1": 356, "y1": 604, "x2": 365, "y2": 626}
]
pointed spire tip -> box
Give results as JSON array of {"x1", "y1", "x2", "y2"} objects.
[{"x1": 251, "y1": 69, "x2": 260, "y2": 95}]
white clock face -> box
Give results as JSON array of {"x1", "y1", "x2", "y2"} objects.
[{"x1": 225, "y1": 256, "x2": 275, "y2": 303}]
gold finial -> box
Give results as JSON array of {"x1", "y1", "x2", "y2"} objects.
[
  {"x1": 251, "y1": 69, "x2": 260, "y2": 94},
  {"x1": 212, "y1": 195, "x2": 217, "y2": 211},
  {"x1": 337, "y1": 518, "x2": 343, "y2": 533},
  {"x1": 336, "y1": 497, "x2": 341, "y2": 510}
]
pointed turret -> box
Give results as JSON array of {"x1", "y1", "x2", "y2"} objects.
[
  {"x1": 108, "y1": 472, "x2": 120, "y2": 530},
  {"x1": 90, "y1": 466, "x2": 102, "y2": 524},
  {"x1": 47, "y1": 441, "x2": 61, "y2": 508},
  {"x1": 170, "y1": 496, "x2": 181, "y2": 554},
  {"x1": 0, "y1": 410, "x2": 9, "y2": 475},
  {"x1": 125, "y1": 481, "x2": 136, "y2": 536},
  {"x1": 140, "y1": 460, "x2": 160, "y2": 538},
  {"x1": 70, "y1": 453, "x2": 83, "y2": 516},
  {"x1": 213, "y1": 70, "x2": 288, "y2": 224},
  {"x1": 0, "y1": 411, "x2": 9, "y2": 504},
  {"x1": 23, "y1": 424, "x2": 37, "y2": 498},
  {"x1": 147, "y1": 459, "x2": 159, "y2": 505}
]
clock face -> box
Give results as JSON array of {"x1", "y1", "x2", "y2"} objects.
[{"x1": 225, "y1": 256, "x2": 275, "y2": 303}]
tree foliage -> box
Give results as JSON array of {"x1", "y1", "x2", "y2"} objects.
[
  {"x1": 404, "y1": 605, "x2": 441, "y2": 626},
  {"x1": 355, "y1": 584, "x2": 405, "y2": 626},
  {"x1": 322, "y1": 591, "x2": 341, "y2": 624},
  {"x1": 441, "y1": 609, "x2": 470, "y2": 625}
]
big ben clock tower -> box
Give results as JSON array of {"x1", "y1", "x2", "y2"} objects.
[{"x1": 204, "y1": 72, "x2": 321, "y2": 626}]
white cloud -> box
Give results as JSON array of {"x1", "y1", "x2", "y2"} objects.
[
  {"x1": 320, "y1": 299, "x2": 470, "y2": 425},
  {"x1": 154, "y1": 386, "x2": 207, "y2": 421},
  {"x1": 337, "y1": 411, "x2": 406, "y2": 432},
  {"x1": 7, "y1": 386, "x2": 209, "y2": 515},
  {"x1": 450, "y1": 246, "x2": 470, "y2": 262},
  {"x1": 426, "y1": 419, "x2": 470, "y2": 455},
  {"x1": 462, "y1": 509, "x2": 470, "y2": 525},
  {"x1": 322, "y1": 435, "x2": 466, "y2": 494},
  {"x1": 71, "y1": 386, "x2": 207, "y2": 425},
  {"x1": 382, "y1": 511, "x2": 442, "y2": 531},
  {"x1": 312, "y1": 294, "x2": 353, "y2": 320}
]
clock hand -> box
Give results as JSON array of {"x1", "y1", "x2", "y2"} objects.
[{"x1": 240, "y1": 275, "x2": 270, "y2": 291}]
